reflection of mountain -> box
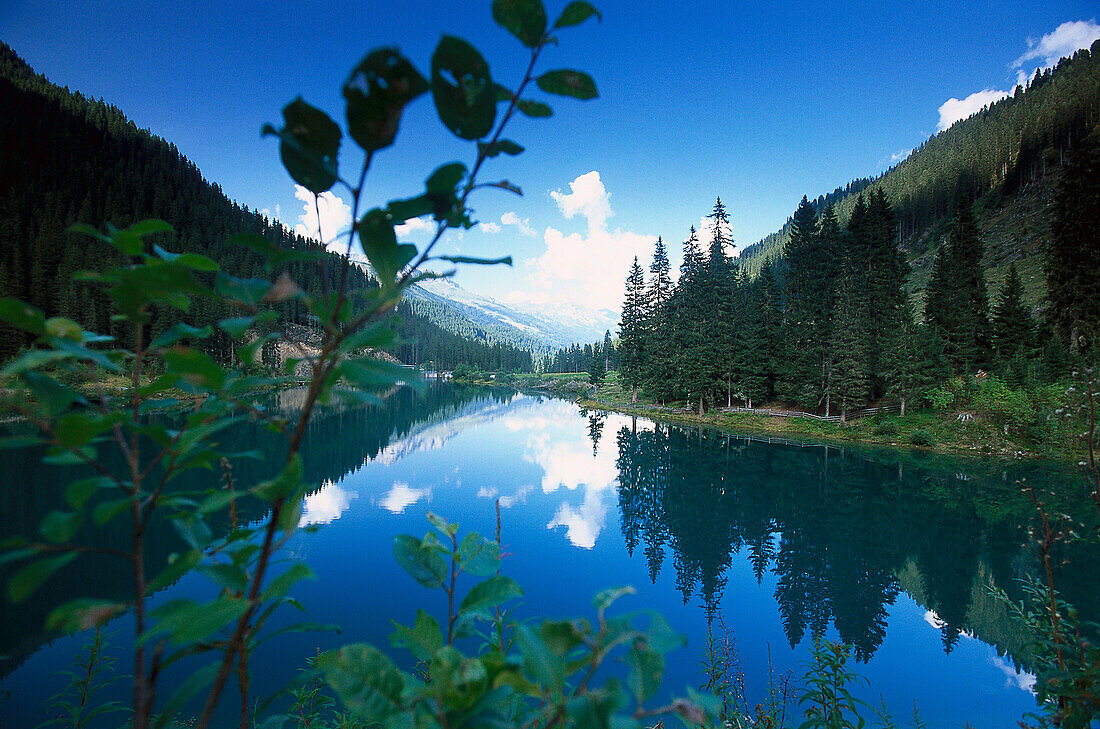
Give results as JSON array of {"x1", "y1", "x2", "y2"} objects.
[
  {"x1": 0, "y1": 383, "x2": 505, "y2": 679},
  {"x1": 615, "y1": 422, "x2": 1100, "y2": 664}
]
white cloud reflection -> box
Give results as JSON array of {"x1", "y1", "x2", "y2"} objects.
[
  {"x1": 381, "y1": 481, "x2": 430, "y2": 514},
  {"x1": 299, "y1": 481, "x2": 355, "y2": 526}
]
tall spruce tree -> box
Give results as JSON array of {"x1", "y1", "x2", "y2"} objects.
[
  {"x1": 703, "y1": 198, "x2": 737, "y2": 407},
  {"x1": 925, "y1": 198, "x2": 991, "y2": 374},
  {"x1": 777, "y1": 196, "x2": 821, "y2": 406},
  {"x1": 1047, "y1": 130, "x2": 1100, "y2": 358},
  {"x1": 619, "y1": 257, "x2": 647, "y2": 403},
  {"x1": 992, "y1": 262, "x2": 1032, "y2": 384}
]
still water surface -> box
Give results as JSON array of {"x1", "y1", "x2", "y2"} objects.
[{"x1": 2, "y1": 385, "x2": 1097, "y2": 727}]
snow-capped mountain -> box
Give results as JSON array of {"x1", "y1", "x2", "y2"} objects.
[{"x1": 406, "y1": 277, "x2": 618, "y2": 352}]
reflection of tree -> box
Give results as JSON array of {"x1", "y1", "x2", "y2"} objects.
[
  {"x1": 587, "y1": 410, "x2": 606, "y2": 456},
  {"x1": 0, "y1": 383, "x2": 496, "y2": 679},
  {"x1": 612, "y1": 422, "x2": 1098, "y2": 662}
]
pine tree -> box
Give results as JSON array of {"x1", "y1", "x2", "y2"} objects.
[
  {"x1": 1047, "y1": 130, "x2": 1100, "y2": 358},
  {"x1": 827, "y1": 282, "x2": 869, "y2": 420},
  {"x1": 589, "y1": 342, "x2": 606, "y2": 393},
  {"x1": 925, "y1": 199, "x2": 991, "y2": 374},
  {"x1": 991, "y1": 263, "x2": 1032, "y2": 385},
  {"x1": 619, "y1": 257, "x2": 647, "y2": 403}
]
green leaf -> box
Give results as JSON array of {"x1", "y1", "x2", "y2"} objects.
[
  {"x1": 164, "y1": 347, "x2": 226, "y2": 391},
  {"x1": 427, "y1": 512, "x2": 458, "y2": 538},
  {"x1": 344, "y1": 48, "x2": 428, "y2": 152},
  {"x1": 93, "y1": 497, "x2": 132, "y2": 527},
  {"x1": 426, "y1": 162, "x2": 467, "y2": 195},
  {"x1": 492, "y1": 0, "x2": 547, "y2": 47},
  {"x1": 55, "y1": 412, "x2": 107, "y2": 448},
  {"x1": 0, "y1": 298, "x2": 45, "y2": 334},
  {"x1": 431, "y1": 36, "x2": 496, "y2": 140},
  {"x1": 594, "y1": 586, "x2": 635, "y2": 612},
  {"x1": 150, "y1": 322, "x2": 213, "y2": 349},
  {"x1": 515, "y1": 624, "x2": 564, "y2": 687},
  {"x1": 264, "y1": 97, "x2": 341, "y2": 193},
  {"x1": 358, "y1": 209, "x2": 412, "y2": 285},
  {"x1": 252, "y1": 454, "x2": 304, "y2": 502},
  {"x1": 39, "y1": 510, "x2": 83, "y2": 543},
  {"x1": 153, "y1": 245, "x2": 218, "y2": 271},
  {"x1": 626, "y1": 644, "x2": 663, "y2": 703},
  {"x1": 218, "y1": 315, "x2": 257, "y2": 339},
  {"x1": 1, "y1": 350, "x2": 74, "y2": 377},
  {"x1": 317, "y1": 644, "x2": 405, "y2": 719},
  {"x1": 8, "y1": 553, "x2": 79, "y2": 603},
  {"x1": 146, "y1": 550, "x2": 202, "y2": 593},
  {"x1": 263, "y1": 563, "x2": 315, "y2": 601},
  {"x1": 390, "y1": 609, "x2": 443, "y2": 662},
  {"x1": 46, "y1": 598, "x2": 128, "y2": 633},
  {"x1": 455, "y1": 532, "x2": 501, "y2": 576},
  {"x1": 516, "y1": 99, "x2": 552, "y2": 117},
  {"x1": 153, "y1": 663, "x2": 219, "y2": 729},
  {"x1": 197, "y1": 563, "x2": 249, "y2": 593},
  {"x1": 540, "y1": 619, "x2": 584, "y2": 655},
  {"x1": 214, "y1": 271, "x2": 272, "y2": 308},
  {"x1": 459, "y1": 575, "x2": 522, "y2": 614},
  {"x1": 393, "y1": 534, "x2": 447, "y2": 589},
  {"x1": 149, "y1": 596, "x2": 249, "y2": 645},
  {"x1": 24, "y1": 371, "x2": 81, "y2": 415},
  {"x1": 386, "y1": 194, "x2": 435, "y2": 223},
  {"x1": 66, "y1": 476, "x2": 114, "y2": 509},
  {"x1": 553, "y1": 1, "x2": 601, "y2": 28},
  {"x1": 478, "y1": 139, "x2": 525, "y2": 158},
  {"x1": 436, "y1": 255, "x2": 513, "y2": 267},
  {"x1": 537, "y1": 69, "x2": 598, "y2": 100}
]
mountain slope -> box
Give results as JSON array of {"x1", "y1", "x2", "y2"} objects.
[
  {"x1": 407, "y1": 277, "x2": 618, "y2": 353},
  {"x1": 0, "y1": 42, "x2": 530, "y2": 370},
  {"x1": 740, "y1": 40, "x2": 1100, "y2": 311}
]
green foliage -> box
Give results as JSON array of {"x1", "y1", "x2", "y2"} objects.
[
  {"x1": 0, "y1": 5, "x2": 604, "y2": 729},
  {"x1": 996, "y1": 576, "x2": 1100, "y2": 728},
  {"x1": 797, "y1": 637, "x2": 867, "y2": 729},
  {"x1": 909, "y1": 430, "x2": 935, "y2": 447},
  {"x1": 39, "y1": 627, "x2": 127, "y2": 729},
  {"x1": 314, "y1": 514, "x2": 710, "y2": 729}
]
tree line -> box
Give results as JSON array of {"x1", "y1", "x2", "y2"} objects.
[
  {"x1": 617, "y1": 132, "x2": 1098, "y2": 418},
  {"x1": 0, "y1": 42, "x2": 525, "y2": 371}
]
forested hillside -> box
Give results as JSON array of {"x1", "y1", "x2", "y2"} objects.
[
  {"x1": 741, "y1": 39, "x2": 1100, "y2": 308},
  {"x1": 0, "y1": 42, "x2": 531, "y2": 371}
]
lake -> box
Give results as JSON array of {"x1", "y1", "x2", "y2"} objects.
[{"x1": 1, "y1": 385, "x2": 1096, "y2": 727}]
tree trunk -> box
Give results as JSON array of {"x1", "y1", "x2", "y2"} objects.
[
  {"x1": 900, "y1": 396, "x2": 906, "y2": 417},
  {"x1": 698, "y1": 398, "x2": 704, "y2": 417},
  {"x1": 631, "y1": 384, "x2": 637, "y2": 404}
]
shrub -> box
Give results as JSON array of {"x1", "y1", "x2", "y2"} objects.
[
  {"x1": 872, "y1": 420, "x2": 899, "y2": 437},
  {"x1": 910, "y1": 429, "x2": 935, "y2": 447}
]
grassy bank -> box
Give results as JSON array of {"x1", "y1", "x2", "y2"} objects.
[{"x1": 490, "y1": 371, "x2": 1089, "y2": 463}]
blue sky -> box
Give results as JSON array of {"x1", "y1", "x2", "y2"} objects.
[{"x1": 3, "y1": 1, "x2": 1098, "y2": 313}]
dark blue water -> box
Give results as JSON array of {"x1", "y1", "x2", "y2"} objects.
[{"x1": 2, "y1": 387, "x2": 1095, "y2": 727}]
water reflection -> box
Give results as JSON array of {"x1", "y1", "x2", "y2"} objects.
[
  {"x1": 612, "y1": 418, "x2": 1098, "y2": 665},
  {"x1": 299, "y1": 481, "x2": 356, "y2": 525}
]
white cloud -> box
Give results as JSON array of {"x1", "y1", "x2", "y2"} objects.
[
  {"x1": 501, "y1": 212, "x2": 537, "y2": 236},
  {"x1": 934, "y1": 20, "x2": 1099, "y2": 134},
  {"x1": 479, "y1": 221, "x2": 503, "y2": 234},
  {"x1": 550, "y1": 171, "x2": 613, "y2": 230},
  {"x1": 293, "y1": 185, "x2": 352, "y2": 251},
  {"x1": 300, "y1": 482, "x2": 355, "y2": 526},
  {"x1": 395, "y1": 215, "x2": 436, "y2": 240},
  {"x1": 936, "y1": 88, "x2": 1010, "y2": 132},
  {"x1": 887, "y1": 148, "x2": 912, "y2": 166},
  {"x1": 1014, "y1": 19, "x2": 1100, "y2": 69},
  {"x1": 511, "y1": 171, "x2": 657, "y2": 312},
  {"x1": 380, "y1": 481, "x2": 429, "y2": 514}
]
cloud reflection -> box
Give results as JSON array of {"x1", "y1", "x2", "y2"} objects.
[
  {"x1": 300, "y1": 481, "x2": 355, "y2": 526},
  {"x1": 381, "y1": 481, "x2": 430, "y2": 514}
]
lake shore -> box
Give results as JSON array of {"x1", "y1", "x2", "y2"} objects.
[{"x1": 467, "y1": 372, "x2": 1085, "y2": 463}]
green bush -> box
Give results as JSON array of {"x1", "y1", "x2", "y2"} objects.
[
  {"x1": 872, "y1": 420, "x2": 899, "y2": 437},
  {"x1": 910, "y1": 429, "x2": 935, "y2": 447}
]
